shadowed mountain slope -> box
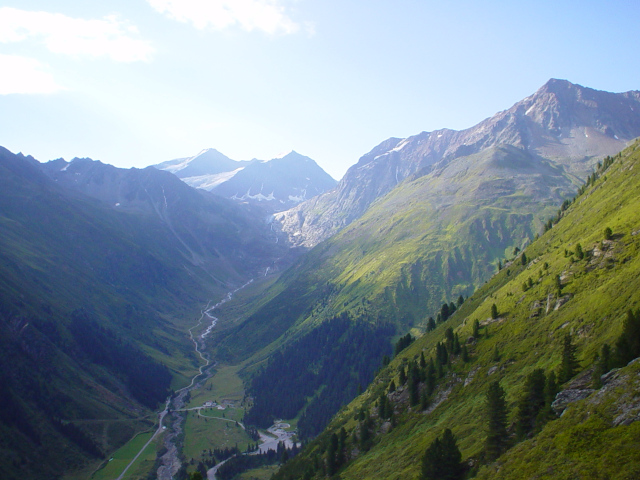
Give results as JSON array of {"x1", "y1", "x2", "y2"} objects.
[{"x1": 0, "y1": 147, "x2": 287, "y2": 480}]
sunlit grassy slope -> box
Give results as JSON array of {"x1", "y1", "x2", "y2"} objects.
[
  {"x1": 274, "y1": 139, "x2": 640, "y2": 479},
  {"x1": 215, "y1": 145, "x2": 584, "y2": 367}
]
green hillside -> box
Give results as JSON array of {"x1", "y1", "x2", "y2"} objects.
[
  {"x1": 273, "y1": 139, "x2": 640, "y2": 479},
  {"x1": 0, "y1": 148, "x2": 253, "y2": 480},
  {"x1": 218, "y1": 145, "x2": 582, "y2": 360},
  {"x1": 210, "y1": 144, "x2": 589, "y2": 436}
]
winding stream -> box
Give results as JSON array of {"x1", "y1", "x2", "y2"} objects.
[{"x1": 114, "y1": 281, "x2": 253, "y2": 480}]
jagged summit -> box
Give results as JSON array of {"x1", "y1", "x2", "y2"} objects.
[
  {"x1": 155, "y1": 148, "x2": 242, "y2": 177},
  {"x1": 155, "y1": 149, "x2": 336, "y2": 213},
  {"x1": 274, "y1": 79, "x2": 640, "y2": 248}
]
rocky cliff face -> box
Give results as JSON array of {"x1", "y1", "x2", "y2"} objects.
[{"x1": 275, "y1": 79, "x2": 640, "y2": 247}]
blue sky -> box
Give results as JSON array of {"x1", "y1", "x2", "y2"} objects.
[{"x1": 0, "y1": 1, "x2": 639, "y2": 180}]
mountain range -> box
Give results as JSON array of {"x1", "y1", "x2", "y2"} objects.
[
  {"x1": 274, "y1": 139, "x2": 640, "y2": 480},
  {"x1": 275, "y1": 79, "x2": 640, "y2": 247},
  {"x1": 154, "y1": 149, "x2": 337, "y2": 214},
  {"x1": 0, "y1": 147, "x2": 291, "y2": 480},
  {"x1": 2, "y1": 79, "x2": 640, "y2": 480}
]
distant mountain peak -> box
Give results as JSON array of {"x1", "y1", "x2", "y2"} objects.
[
  {"x1": 154, "y1": 148, "x2": 336, "y2": 213},
  {"x1": 274, "y1": 79, "x2": 640, "y2": 248},
  {"x1": 274, "y1": 149, "x2": 296, "y2": 159}
]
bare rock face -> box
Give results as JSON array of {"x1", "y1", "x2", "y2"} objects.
[
  {"x1": 551, "y1": 389, "x2": 596, "y2": 415},
  {"x1": 276, "y1": 79, "x2": 640, "y2": 248}
]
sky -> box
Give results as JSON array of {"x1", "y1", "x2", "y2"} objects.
[{"x1": 0, "y1": 1, "x2": 639, "y2": 181}]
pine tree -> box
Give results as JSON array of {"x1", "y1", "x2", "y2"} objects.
[
  {"x1": 521, "y1": 252, "x2": 527, "y2": 265},
  {"x1": 427, "y1": 317, "x2": 436, "y2": 331},
  {"x1": 421, "y1": 428, "x2": 464, "y2": 480},
  {"x1": 426, "y1": 358, "x2": 436, "y2": 395},
  {"x1": 485, "y1": 381, "x2": 509, "y2": 461},
  {"x1": 398, "y1": 365, "x2": 407, "y2": 385},
  {"x1": 614, "y1": 310, "x2": 640, "y2": 366},
  {"x1": 592, "y1": 343, "x2": 612, "y2": 388},
  {"x1": 389, "y1": 379, "x2": 396, "y2": 393},
  {"x1": 491, "y1": 303, "x2": 498, "y2": 319},
  {"x1": 409, "y1": 362, "x2": 420, "y2": 406},
  {"x1": 558, "y1": 333, "x2": 580, "y2": 383},
  {"x1": 515, "y1": 369, "x2": 546, "y2": 439},
  {"x1": 472, "y1": 319, "x2": 480, "y2": 338},
  {"x1": 453, "y1": 333, "x2": 461, "y2": 355},
  {"x1": 537, "y1": 371, "x2": 559, "y2": 423},
  {"x1": 441, "y1": 303, "x2": 450, "y2": 322},
  {"x1": 445, "y1": 327, "x2": 455, "y2": 352},
  {"x1": 553, "y1": 275, "x2": 561, "y2": 297},
  {"x1": 461, "y1": 344, "x2": 469, "y2": 363}
]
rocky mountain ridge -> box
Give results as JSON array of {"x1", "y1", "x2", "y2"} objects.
[
  {"x1": 40, "y1": 156, "x2": 290, "y2": 281},
  {"x1": 155, "y1": 149, "x2": 337, "y2": 213},
  {"x1": 275, "y1": 79, "x2": 640, "y2": 247}
]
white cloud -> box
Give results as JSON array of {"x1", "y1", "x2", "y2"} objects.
[
  {"x1": 147, "y1": 0, "x2": 299, "y2": 34},
  {"x1": 0, "y1": 7, "x2": 154, "y2": 62},
  {"x1": 0, "y1": 54, "x2": 63, "y2": 95}
]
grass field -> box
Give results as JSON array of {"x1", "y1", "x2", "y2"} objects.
[
  {"x1": 187, "y1": 364, "x2": 246, "y2": 409},
  {"x1": 237, "y1": 465, "x2": 280, "y2": 480},
  {"x1": 90, "y1": 430, "x2": 160, "y2": 480},
  {"x1": 182, "y1": 410, "x2": 254, "y2": 464}
]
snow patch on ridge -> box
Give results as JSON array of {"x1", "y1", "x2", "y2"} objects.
[
  {"x1": 182, "y1": 167, "x2": 245, "y2": 190},
  {"x1": 232, "y1": 189, "x2": 276, "y2": 202}
]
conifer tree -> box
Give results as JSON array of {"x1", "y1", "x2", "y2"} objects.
[
  {"x1": 441, "y1": 303, "x2": 450, "y2": 322},
  {"x1": 614, "y1": 310, "x2": 640, "y2": 366},
  {"x1": 427, "y1": 317, "x2": 436, "y2": 331},
  {"x1": 521, "y1": 252, "x2": 527, "y2": 265},
  {"x1": 491, "y1": 303, "x2": 498, "y2": 319},
  {"x1": 420, "y1": 389, "x2": 430, "y2": 411},
  {"x1": 485, "y1": 381, "x2": 509, "y2": 461},
  {"x1": 592, "y1": 343, "x2": 612, "y2": 388},
  {"x1": 409, "y1": 362, "x2": 420, "y2": 406},
  {"x1": 398, "y1": 365, "x2": 407, "y2": 385},
  {"x1": 453, "y1": 333, "x2": 461, "y2": 355},
  {"x1": 425, "y1": 358, "x2": 436, "y2": 395},
  {"x1": 515, "y1": 369, "x2": 546, "y2": 438},
  {"x1": 558, "y1": 333, "x2": 580, "y2": 383},
  {"x1": 538, "y1": 371, "x2": 558, "y2": 423},
  {"x1": 472, "y1": 319, "x2": 480, "y2": 338},
  {"x1": 445, "y1": 327, "x2": 455, "y2": 352},
  {"x1": 421, "y1": 428, "x2": 464, "y2": 480},
  {"x1": 461, "y1": 344, "x2": 469, "y2": 363}
]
